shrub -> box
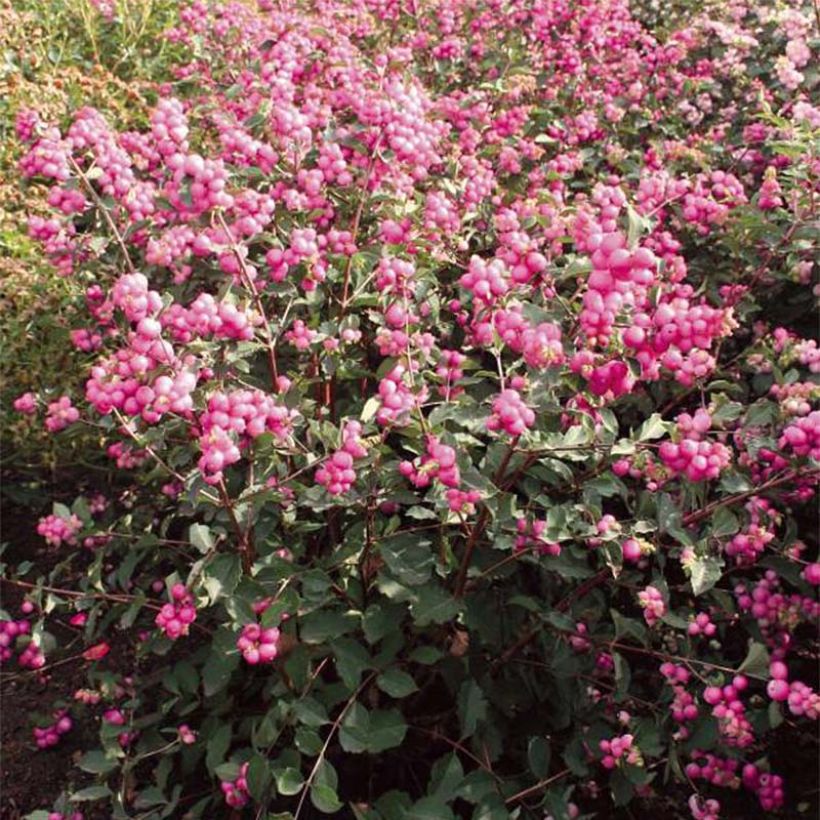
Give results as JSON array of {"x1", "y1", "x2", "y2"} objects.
[{"x1": 3, "y1": 0, "x2": 819, "y2": 818}]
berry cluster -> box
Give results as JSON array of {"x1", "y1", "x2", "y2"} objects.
[
  {"x1": 45, "y1": 396, "x2": 80, "y2": 433},
  {"x1": 155, "y1": 584, "x2": 197, "y2": 639},
  {"x1": 638, "y1": 585, "x2": 666, "y2": 626},
  {"x1": 514, "y1": 518, "x2": 561, "y2": 556},
  {"x1": 486, "y1": 389, "x2": 535, "y2": 437},
  {"x1": 221, "y1": 763, "x2": 250, "y2": 809},
  {"x1": 37, "y1": 513, "x2": 83, "y2": 548},
  {"x1": 703, "y1": 675, "x2": 754, "y2": 748},
  {"x1": 197, "y1": 389, "x2": 296, "y2": 484},
  {"x1": 34, "y1": 710, "x2": 73, "y2": 749},
  {"x1": 315, "y1": 421, "x2": 368, "y2": 495},
  {"x1": 236, "y1": 623, "x2": 281, "y2": 665},
  {"x1": 399, "y1": 436, "x2": 460, "y2": 490},
  {"x1": 599, "y1": 734, "x2": 642, "y2": 769},
  {"x1": 0, "y1": 619, "x2": 44, "y2": 668},
  {"x1": 659, "y1": 410, "x2": 731, "y2": 482},
  {"x1": 660, "y1": 663, "x2": 698, "y2": 735}
]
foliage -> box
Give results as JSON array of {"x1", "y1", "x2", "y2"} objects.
[
  {"x1": 0, "y1": 0, "x2": 179, "y2": 478},
  {"x1": 2, "y1": 0, "x2": 819, "y2": 818}
]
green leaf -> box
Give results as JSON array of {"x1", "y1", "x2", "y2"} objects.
[
  {"x1": 360, "y1": 396, "x2": 380, "y2": 423},
  {"x1": 610, "y1": 768, "x2": 634, "y2": 806},
  {"x1": 377, "y1": 668, "x2": 418, "y2": 698},
  {"x1": 77, "y1": 750, "x2": 118, "y2": 774},
  {"x1": 711, "y1": 401, "x2": 743, "y2": 425},
  {"x1": 69, "y1": 785, "x2": 113, "y2": 802},
  {"x1": 458, "y1": 680, "x2": 488, "y2": 740},
  {"x1": 189, "y1": 523, "x2": 215, "y2": 554},
  {"x1": 429, "y1": 753, "x2": 464, "y2": 801},
  {"x1": 612, "y1": 611, "x2": 648, "y2": 645},
  {"x1": 657, "y1": 492, "x2": 693, "y2": 546},
  {"x1": 205, "y1": 724, "x2": 232, "y2": 775},
  {"x1": 711, "y1": 508, "x2": 739, "y2": 538},
  {"x1": 202, "y1": 554, "x2": 242, "y2": 603},
  {"x1": 202, "y1": 629, "x2": 240, "y2": 696},
  {"x1": 689, "y1": 554, "x2": 724, "y2": 596},
  {"x1": 333, "y1": 637, "x2": 372, "y2": 690},
  {"x1": 738, "y1": 642, "x2": 770, "y2": 679},
  {"x1": 247, "y1": 755, "x2": 272, "y2": 800},
  {"x1": 410, "y1": 585, "x2": 461, "y2": 626},
  {"x1": 276, "y1": 767, "x2": 305, "y2": 796},
  {"x1": 626, "y1": 202, "x2": 651, "y2": 246},
  {"x1": 471, "y1": 795, "x2": 509, "y2": 820},
  {"x1": 768, "y1": 700, "x2": 784, "y2": 729},
  {"x1": 300, "y1": 610, "x2": 358, "y2": 643},
  {"x1": 174, "y1": 659, "x2": 199, "y2": 694},
  {"x1": 214, "y1": 762, "x2": 241, "y2": 781},
  {"x1": 314, "y1": 759, "x2": 338, "y2": 790},
  {"x1": 528, "y1": 737, "x2": 551, "y2": 778},
  {"x1": 310, "y1": 782, "x2": 343, "y2": 813},
  {"x1": 407, "y1": 798, "x2": 456, "y2": 820},
  {"x1": 719, "y1": 472, "x2": 753, "y2": 493},
  {"x1": 294, "y1": 726, "x2": 323, "y2": 756},
  {"x1": 636, "y1": 414, "x2": 670, "y2": 442},
  {"x1": 292, "y1": 697, "x2": 330, "y2": 727},
  {"x1": 409, "y1": 646, "x2": 444, "y2": 665},
  {"x1": 375, "y1": 790, "x2": 414, "y2": 819},
  {"x1": 613, "y1": 652, "x2": 631, "y2": 701},
  {"x1": 53, "y1": 502, "x2": 72, "y2": 519},
  {"x1": 380, "y1": 534, "x2": 434, "y2": 586},
  {"x1": 456, "y1": 771, "x2": 496, "y2": 804},
  {"x1": 339, "y1": 704, "x2": 408, "y2": 754},
  {"x1": 363, "y1": 603, "x2": 402, "y2": 644}
]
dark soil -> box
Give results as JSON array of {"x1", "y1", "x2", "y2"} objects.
[
  {"x1": 0, "y1": 581, "x2": 101, "y2": 819},
  {"x1": 0, "y1": 487, "x2": 112, "y2": 819}
]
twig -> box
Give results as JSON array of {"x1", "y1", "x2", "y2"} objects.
[
  {"x1": 293, "y1": 672, "x2": 378, "y2": 820},
  {"x1": 68, "y1": 156, "x2": 136, "y2": 273},
  {"x1": 339, "y1": 143, "x2": 380, "y2": 312},
  {"x1": 218, "y1": 480, "x2": 253, "y2": 572},
  {"x1": 454, "y1": 437, "x2": 519, "y2": 597},
  {"x1": 505, "y1": 768, "x2": 571, "y2": 805},
  {"x1": 683, "y1": 468, "x2": 818, "y2": 526},
  {"x1": 409, "y1": 726, "x2": 500, "y2": 779},
  {"x1": 215, "y1": 212, "x2": 280, "y2": 390}
]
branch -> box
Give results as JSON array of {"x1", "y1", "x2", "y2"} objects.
[
  {"x1": 453, "y1": 437, "x2": 519, "y2": 597},
  {"x1": 505, "y1": 768, "x2": 571, "y2": 805},
  {"x1": 293, "y1": 672, "x2": 377, "y2": 820},
  {"x1": 215, "y1": 212, "x2": 279, "y2": 390},
  {"x1": 68, "y1": 155, "x2": 136, "y2": 274}
]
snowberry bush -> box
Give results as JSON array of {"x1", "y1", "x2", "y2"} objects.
[{"x1": 4, "y1": 0, "x2": 819, "y2": 817}]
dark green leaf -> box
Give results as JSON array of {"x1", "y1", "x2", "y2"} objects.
[
  {"x1": 738, "y1": 642, "x2": 770, "y2": 679},
  {"x1": 276, "y1": 767, "x2": 305, "y2": 796},
  {"x1": 333, "y1": 637, "x2": 371, "y2": 690},
  {"x1": 310, "y1": 783, "x2": 343, "y2": 813},
  {"x1": 77, "y1": 750, "x2": 118, "y2": 775},
  {"x1": 69, "y1": 785, "x2": 113, "y2": 802},
  {"x1": 205, "y1": 724, "x2": 231, "y2": 775},
  {"x1": 458, "y1": 680, "x2": 488, "y2": 740},
  {"x1": 377, "y1": 669, "x2": 418, "y2": 698},
  {"x1": 339, "y1": 704, "x2": 408, "y2": 753},
  {"x1": 247, "y1": 755, "x2": 272, "y2": 801},
  {"x1": 527, "y1": 737, "x2": 551, "y2": 778}
]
